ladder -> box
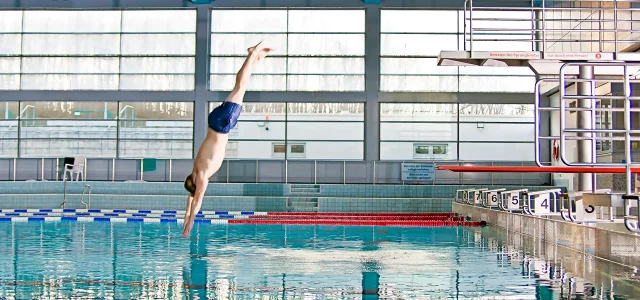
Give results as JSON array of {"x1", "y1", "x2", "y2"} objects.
[
  {"x1": 60, "y1": 175, "x2": 92, "y2": 209},
  {"x1": 535, "y1": 62, "x2": 640, "y2": 232}
]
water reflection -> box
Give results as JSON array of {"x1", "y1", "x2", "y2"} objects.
[{"x1": 0, "y1": 222, "x2": 638, "y2": 299}]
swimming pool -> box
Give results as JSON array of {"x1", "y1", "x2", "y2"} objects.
[{"x1": 0, "y1": 221, "x2": 638, "y2": 299}]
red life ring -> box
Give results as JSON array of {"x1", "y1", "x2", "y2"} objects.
[{"x1": 552, "y1": 140, "x2": 559, "y2": 161}]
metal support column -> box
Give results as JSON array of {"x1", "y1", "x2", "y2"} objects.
[
  {"x1": 193, "y1": 6, "x2": 211, "y2": 156},
  {"x1": 576, "y1": 66, "x2": 595, "y2": 192},
  {"x1": 364, "y1": 6, "x2": 381, "y2": 161}
]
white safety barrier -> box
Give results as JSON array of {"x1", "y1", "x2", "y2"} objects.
[
  {"x1": 498, "y1": 189, "x2": 528, "y2": 212},
  {"x1": 523, "y1": 189, "x2": 563, "y2": 217},
  {"x1": 481, "y1": 188, "x2": 506, "y2": 208}
]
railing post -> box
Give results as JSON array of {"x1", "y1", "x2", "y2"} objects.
[
  {"x1": 12, "y1": 158, "x2": 16, "y2": 182},
  {"x1": 468, "y1": 0, "x2": 473, "y2": 53},
  {"x1": 40, "y1": 158, "x2": 44, "y2": 181},
  {"x1": 111, "y1": 159, "x2": 115, "y2": 182},
  {"x1": 256, "y1": 160, "x2": 259, "y2": 183},
  {"x1": 373, "y1": 161, "x2": 376, "y2": 185},
  {"x1": 285, "y1": 160, "x2": 288, "y2": 184},
  {"x1": 168, "y1": 159, "x2": 172, "y2": 182},
  {"x1": 226, "y1": 160, "x2": 230, "y2": 183},
  {"x1": 314, "y1": 160, "x2": 317, "y2": 184},
  {"x1": 343, "y1": 161, "x2": 346, "y2": 184},
  {"x1": 613, "y1": 0, "x2": 618, "y2": 53},
  {"x1": 62, "y1": 176, "x2": 67, "y2": 209},
  {"x1": 140, "y1": 158, "x2": 144, "y2": 181}
]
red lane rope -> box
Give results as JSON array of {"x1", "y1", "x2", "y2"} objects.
[
  {"x1": 229, "y1": 219, "x2": 481, "y2": 227},
  {"x1": 266, "y1": 212, "x2": 454, "y2": 216},
  {"x1": 250, "y1": 215, "x2": 463, "y2": 221},
  {"x1": 437, "y1": 165, "x2": 640, "y2": 173}
]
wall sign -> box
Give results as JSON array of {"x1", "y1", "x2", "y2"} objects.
[{"x1": 401, "y1": 163, "x2": 435, "y2": 181}]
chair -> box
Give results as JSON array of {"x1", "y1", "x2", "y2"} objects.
[{"x1": 63, "y1": 156, "x2": 85, "y2": 181}]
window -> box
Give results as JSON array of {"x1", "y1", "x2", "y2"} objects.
[
  {"x1": 5, "y1": 10, "x2": 196, "y2": 91},
  {"x1": 210, "y1": 102, "x2": 286, "y2": 159},
  {"x1": 0, "y1": 101, "x2": 18, "y2": 157},
  {"x1": 458, "y1": 104, "x2": 534, "y2": 161},
  {"x1": 225, "y1": 141, "x2": 238, "y2": 158},
  {"x1": 287, "y1": 103, "x2": 364, "y2": 160},
  {"x1": 380, "y1": 103, "x2": 457, "y2": 160},
  {"x1": 271, "y1": 142, "x2": 306, "y2": 158},
  {"x1": 118, "y1": 102, "x2": 194, "y2": 159},
  {"x1": 273, "y1": 144, "x2": 286, "y2": 154},
  {"x1": 414, "y1": 143, "x2": 449, "y2": 159},
  {"x1": 18, "y1": 101, "x2": 118, "y2": 158},
  {"x1": 210, "y1": 9, "x2": 365, "y2": 92},
  {"x1": 4, "y1": 101, "x2": 194, "y2": 158},
  {"x1": 380, "y1": 103, "x2": 535, "y2": 161},
  {"x1": 215, "y1": 102, "x2": 363, "y2": 160},
  {"x1": 379, "y1": 9, "x2": 535, "y2": 93},
  {"x1": 290, "y1": 144, "x2": 305, "y2": 154}
]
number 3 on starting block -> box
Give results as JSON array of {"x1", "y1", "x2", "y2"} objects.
[{"x1": 575, "y1": 200, "x2": 597, "y2": 222}]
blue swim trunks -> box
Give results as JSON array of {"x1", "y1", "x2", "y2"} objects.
[{"x1": 208, "y1": 101, "x2": 242, "y2": 134}]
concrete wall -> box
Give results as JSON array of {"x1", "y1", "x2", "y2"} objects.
[{"x1": 454, "y1": 202, "x2": 640, "y2": 268}]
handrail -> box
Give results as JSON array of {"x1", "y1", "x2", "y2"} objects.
[
  {"x1": 463, "y1": 0, "x2": 639, "y2": 54},
  {"x1": 61, "y1": 175, "x2": 67, "y2": 209},
  {"x1": 80, "y1": 184, "x2": 92, "y2": 209}
]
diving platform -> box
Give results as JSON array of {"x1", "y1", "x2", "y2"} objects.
[{"x1": 437, "y1": 51, "x2": 640, "y2": 76}]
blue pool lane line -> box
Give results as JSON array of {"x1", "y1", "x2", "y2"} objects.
[
  {"x1": 0, "y1": 216, "x2": 230, "y2": 224},
  {"x1": 0, "y1": 209, "x2": 267, "y2": 223}
]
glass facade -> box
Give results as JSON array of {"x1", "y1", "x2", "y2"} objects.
[
  {"x1": 2, "y1": 101, "x2": 193, "y2": 158},
  {"x1": 380, "y1": 10, "x2": 536, "y2": 93},
  {"x1": 0, "y1": 8, "x2": 545, "y2": 163},
  {"x1": 209, "y1": 9, "x2": 365, "y2": 92},
  {"x1": 380, "y1": 103, "x2": 535, "y2": 161},
  {"x1": 209, "y1": 102, "x2": 364, "y2": 159},
  {"x1": 0, "y1": 10, "x2": 196, "y2": 91}
]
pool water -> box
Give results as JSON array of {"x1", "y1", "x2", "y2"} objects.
[{"x1": 0, "y1": 222, "x2": 638, "y2": 299}]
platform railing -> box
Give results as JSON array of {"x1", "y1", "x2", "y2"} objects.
[{"x1": 463, "y1": 0, "x2": 640, "y2": 53}]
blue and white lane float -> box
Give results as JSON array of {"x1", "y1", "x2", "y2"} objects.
[{"x1": 0, "y1": 209, "x2": 267, "y2": 223}]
